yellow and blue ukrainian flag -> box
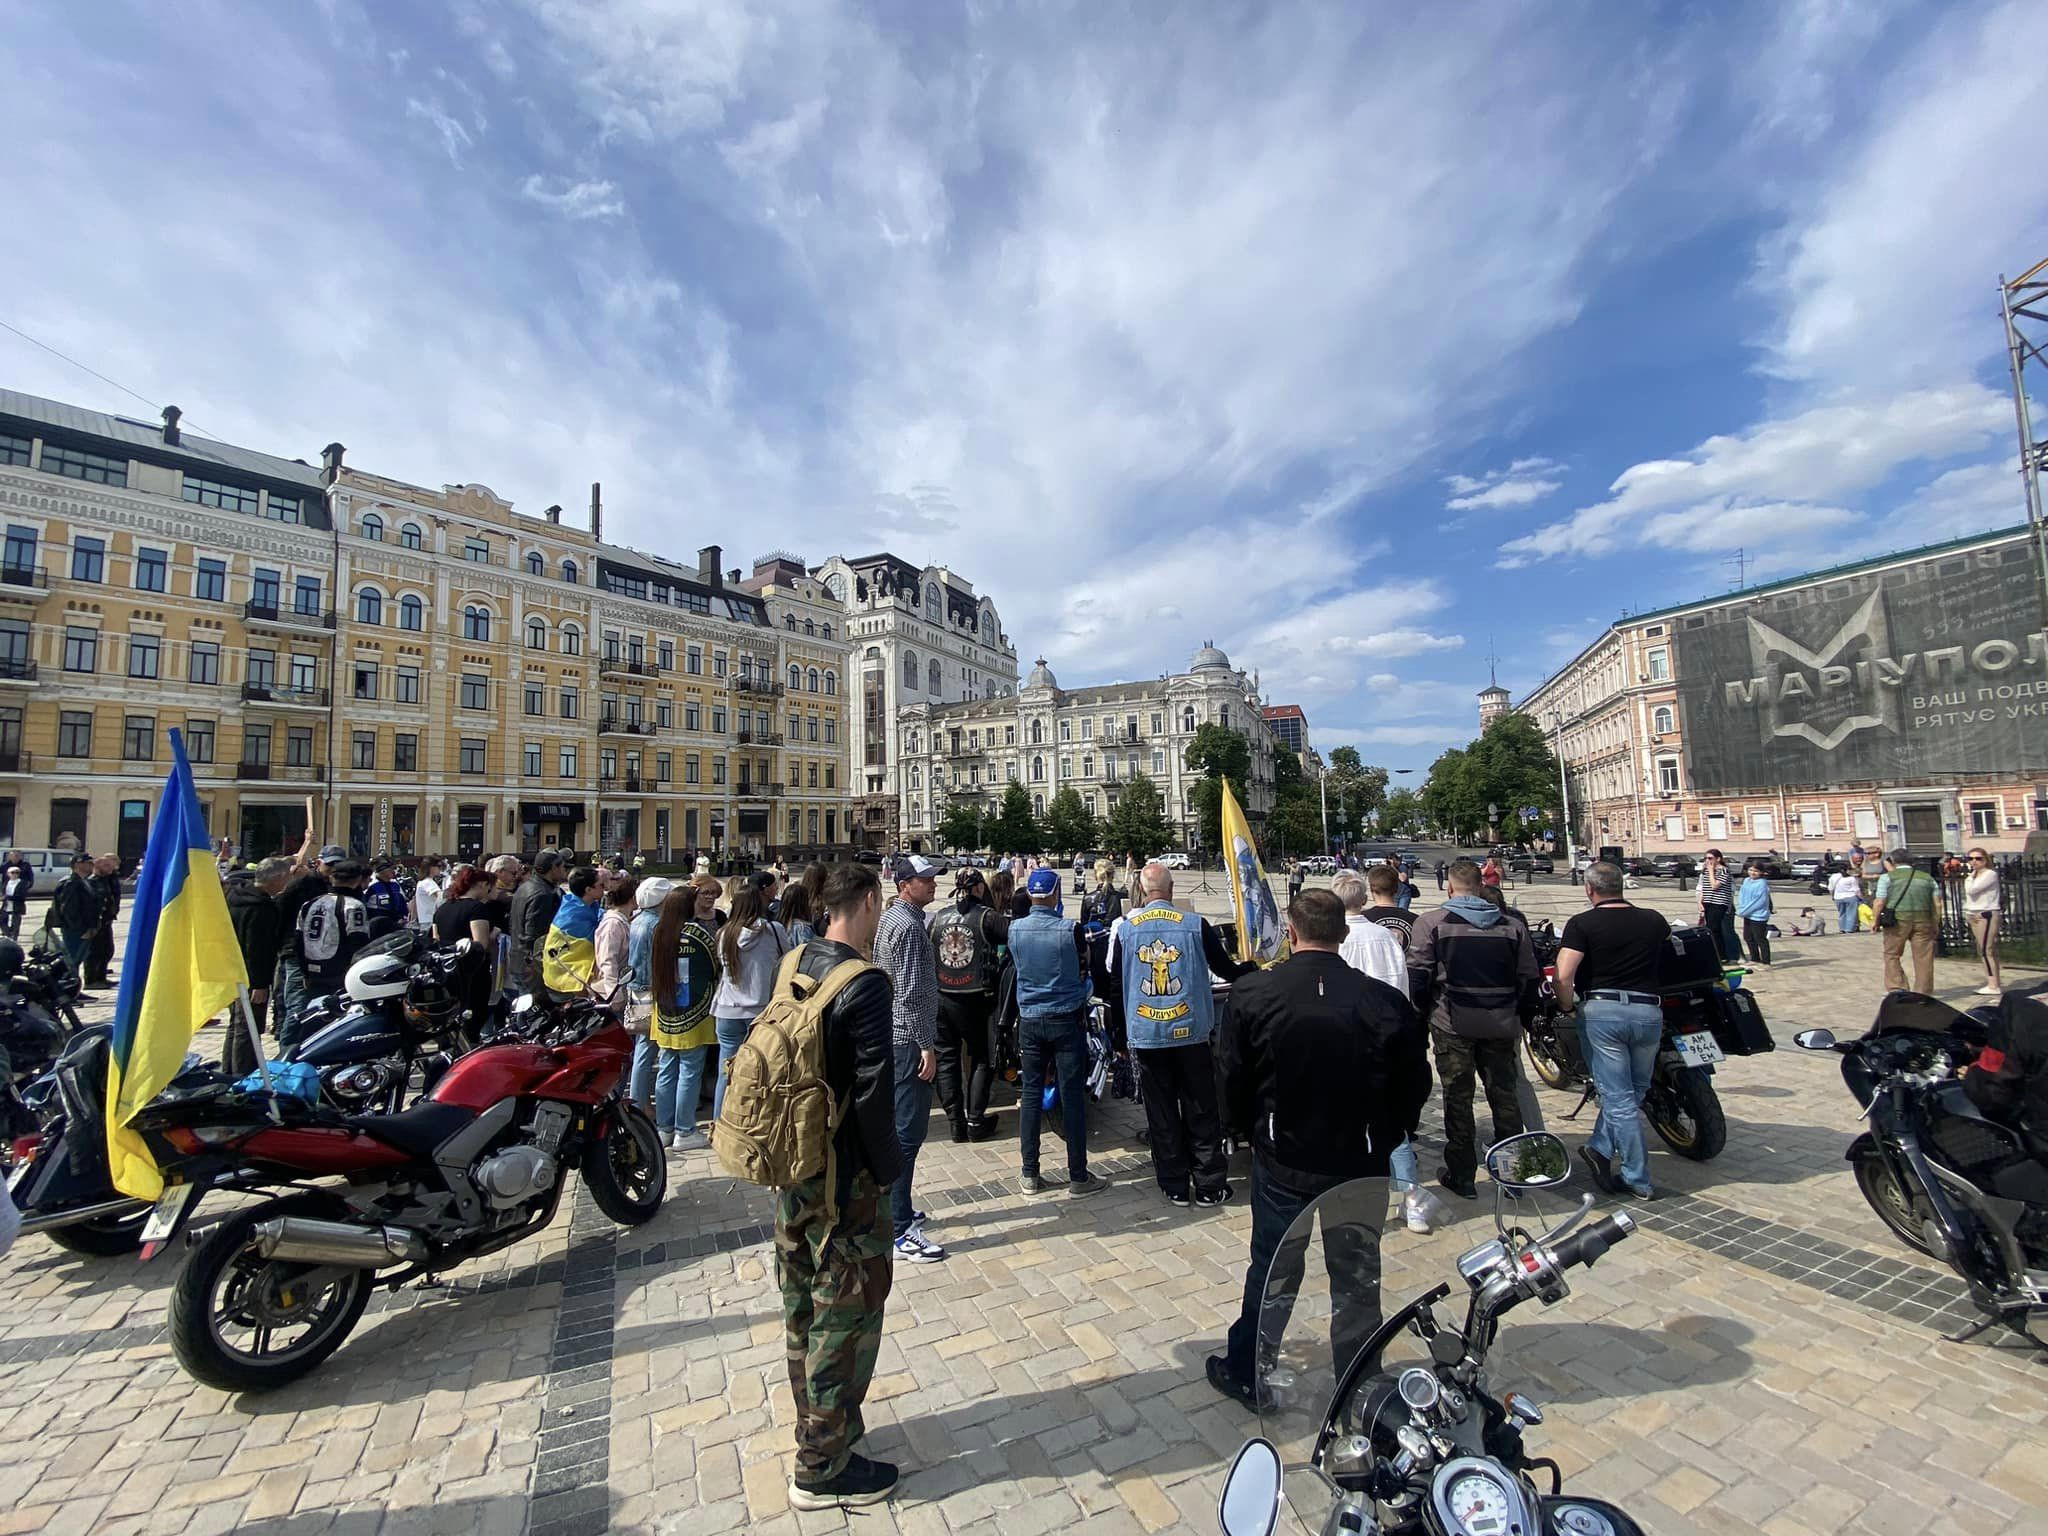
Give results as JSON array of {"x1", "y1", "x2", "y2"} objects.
[
  {"x1": 106, "y1": 729, "x2": 248, "y2": 1199},
  {"x1": 1221, "y1": 779, "x2": 1288, "y2": 967},
  {"x1": 539, "y1": 891, "x2": 599, "y2": 994}
]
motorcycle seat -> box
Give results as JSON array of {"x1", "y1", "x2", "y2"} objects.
[
  {"x1": 342, "y1": 1101, "x2": 477, "y2": 1160},
  {"x1": 1990, "y1": 1156, "x2": 2048, "y2": 1208}
]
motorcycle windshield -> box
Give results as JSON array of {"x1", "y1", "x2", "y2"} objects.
[
  {"x1": 1867, "y1": 992, "x2": 1970, "y2": 1038},
  {"x1": 1252, "y1": 1176, "x2": 1430, "y2": 1536}
]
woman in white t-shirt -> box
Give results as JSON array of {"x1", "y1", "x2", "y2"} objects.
[
  {"x1": 1828, "y1": 868, "x2": 1864, "y2": 935},
  {"x1": 1963, "y1": 848, "x2": 2002, "y2": 997},
  {"x1": 411, "y1": 856, "x2": 446, "y2": 929}
]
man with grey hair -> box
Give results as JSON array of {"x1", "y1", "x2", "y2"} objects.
[
  {"x1": 1551, "y1": 861, "x2": 1671, "y2": 1200},
  {"x1": 1109, "y1": 861, "x2": 1253, "y2": 1206},
  {"x1": 508, "y1": 849, "x2": 569, "y2": 995}
]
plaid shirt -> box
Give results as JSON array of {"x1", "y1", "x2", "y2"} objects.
[{"x1": 875, "y1": 897, "x2": 938, "y2": 1051}]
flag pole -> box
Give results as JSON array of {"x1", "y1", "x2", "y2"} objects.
[{"x1": 235, "y1": 983, "x2": 283, "y2": 1124}]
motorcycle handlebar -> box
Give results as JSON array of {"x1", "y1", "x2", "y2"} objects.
[{"x1": 1548, "y1": 1211, "x2": 1636, "y2": 1273}]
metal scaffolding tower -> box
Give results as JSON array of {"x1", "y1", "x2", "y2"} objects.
[{"x1": 1999, "y1": 258, "x2": 2048, "y2": 619}]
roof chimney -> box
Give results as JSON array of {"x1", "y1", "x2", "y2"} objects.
[
  {"x1": 321, "y1": 442, "x2": 346, "y2": 484},
  {"x1": 160, "y1": 405, "x2": 181, "y2": 445},
  {"x1": 544, "y1": 503, "x2": 562, "y2": 524},
  {"x1": 589, "y1": 482, "x2": 602, "y2": 541},
  {"x1": 698, "y1": 544, "x2": 722, "y2": 585},
  {"x1": 728, "y1": 568, "x2": 741, "y2": 585}
]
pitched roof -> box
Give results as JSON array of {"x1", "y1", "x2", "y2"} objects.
[{"x1": 0, "y1": 387, "x2": 327, "y2": 489}]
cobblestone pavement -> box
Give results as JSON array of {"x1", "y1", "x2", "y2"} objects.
[{"x1": 3, "y1": 884, "x2": 2044, "y2": 1536}]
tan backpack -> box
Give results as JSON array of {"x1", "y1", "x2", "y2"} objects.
[{"x1": 712, "y1": 946, "x2": 873, "y2": 1216}]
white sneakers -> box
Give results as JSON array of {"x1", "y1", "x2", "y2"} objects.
[
  {"x1": 1975, "y1": 985, "x2": 2002, "y2": 997},
  {"x1": 894, "y1": 1223, "x2": 946, "y2": 1263},
  {"x1": 663, "y1": 1128, "x2": 709, "y2": 1151},
  {"x1": 1402, "y1": 1192, "x2": 1433, "y2": 1234}
]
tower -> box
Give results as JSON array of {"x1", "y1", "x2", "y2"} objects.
[{"x1": 1477, "y1": 640, "x2": 1510, "y2": 729}]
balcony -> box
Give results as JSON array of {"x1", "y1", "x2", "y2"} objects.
[
  {"x1": 598, "y1": 717, "x2": 657, "y2": 737},
  {"x1": 0, "y1": 565, "x2": 47, "y2": 603},
  {"x1": 733, "y1": 677, "x2": 785, "y2": 697},
  {"x1": 736, "y1": 730, "x2": 786, "y2": 747},
  {"x1": 241, "y1": 682, "x2": 330, "y2": 709},
  {"x1": 599, "y1": 655, "x2": 659, "y2": 679},
  {"x1": 599, "y1": 775, "x2": 646, "y2": 794},
  {"x1": 0, "y1": 750, "x2": 29, "y2": 774},
  {"x1": 235, "y1": 762, "x2": 327, "y2": 783},
  {"x1": 243, "y1": 600, "x2": 337, "y2": 631},
  {"x1": 736, "y1": 782, "x2": 783, "y2": 800},
  {"x1": 0, "y1": 657, "x2": 35, "y2": 684}
]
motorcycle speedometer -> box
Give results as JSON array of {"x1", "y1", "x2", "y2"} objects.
[{"x1": 1430, "y1": 1458, "x2": 1538, "y2": 1536}]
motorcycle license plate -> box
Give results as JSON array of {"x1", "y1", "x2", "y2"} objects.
[
  {"x1": 141, "y1": 1183, "x2": 200, "y2": 1245},
  {"x1": 1672, "y1": 1030, "x2": 1724, "y2": 1068}
]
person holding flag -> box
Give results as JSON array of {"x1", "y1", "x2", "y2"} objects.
[
  {"x1": 540, "y1": 865, "x2": 604, "y2": 998},
  {"x1": 1221, "y1": 779, "x2": 1287, "y2": 967},
  {"x1": 106, "y1": 729, "x2": 255, "y2": 1202}
]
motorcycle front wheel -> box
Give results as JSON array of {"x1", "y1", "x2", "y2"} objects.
[
  {"x1": 1854, "y1": 1153, "x2": 1936, "y2": 1256},
  {"x1": 1644, "y1": 1065, "x2": 1727, "y2": 1161},
  {"x1": 583, "y1": 1104, "x2": 667, "y2": 1225},
  {"x1": 1523, "y1": 1021, "x2": 1574, "y2": 1090},
  {"x1": 168, "y1": 1198, "x2": 372, "y2": 1392}
]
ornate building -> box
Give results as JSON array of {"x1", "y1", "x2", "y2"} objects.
[
  {"x1": 810, "y1": 552, "x2": 1019, "y2": 850},
  {"x1": 897, "y1": 642, "x2": 1277, "y2": 852}
]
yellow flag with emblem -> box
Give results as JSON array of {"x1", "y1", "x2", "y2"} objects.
[{"x1": 1220, "y1": 779, "x2": 1287, "y2": 966}]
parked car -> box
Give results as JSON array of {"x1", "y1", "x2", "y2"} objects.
[
  {"x1": 1645, "y1": 854, "x2": 1697, "y2": 879},
  {"x1": 1155, "y1": 851, "x2": 1190, "y2": 870},
  {"x1": 1514, "y1": 854, "x2": 1555, "y2": 874},
  {"x1": 1740, "y1": 852, "x2": 1791, "y2": 879}
]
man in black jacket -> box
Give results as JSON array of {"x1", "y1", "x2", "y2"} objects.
[
  {"x1": 930, "y1": 868, "x2": 1010, "y2": 1142},
  {"x1": 1209, "y1": 888, "x2": 1431, "y2": 1409},
  {"x1": 1964, "y1": 991, "x2": 2048, "y2": 1154},
  {"x1": 507, "y1": 850, "x2": 567, "y2": 995},
  {"x1": 223, "y1": 859, "x2": 292, "y2": 1076},
  {"x1": 49, "y1": 855, "x2": 100, "y2": 981},
  {"x1": 84, "y1": 854, "x2": 123, "y2": 988},
  {"x1": 778, "y1": 861, "x2": 902, "y2": 1511}
]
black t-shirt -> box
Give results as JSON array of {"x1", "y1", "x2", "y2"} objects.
[
  {"x1": 276, "y1": 871, "x2": 330, "y2": 930},
  {"x1": 1559, "y1": 902, "x2": 1672, "y2": 994},
  {"x1": 1365, "y1": 907, "x2": 1415, "y2": 947},
  {"x1": 434, "y1": 896, "x2": 509, "y2": 944}
]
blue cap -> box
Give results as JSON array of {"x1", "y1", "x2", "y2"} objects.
[{"x1": 1026, "y1": 868, "x2": 1060, "y2": 897}]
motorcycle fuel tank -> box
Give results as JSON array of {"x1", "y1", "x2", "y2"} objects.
[
  {"x1": 290, "y1": 1007, "x2": 403, "y2": 1066},
  {"x1": 429, "y1": 1042, "x2": 568, "y2": 1111}
]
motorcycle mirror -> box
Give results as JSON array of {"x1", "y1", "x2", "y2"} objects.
[
  {"x1": 1484, "y1": 1131, "x2": 1571, "y2": 1191},
  {"x1": 1792, "y1": 1028, "x2": 1837, "y2": 1051},
  {"x1": 1218, "y1": 1438, "x2": 1283, "y2": 1536},
  {"x1": 511, "y1": 994, "x2": 538, "y2": 1015}
]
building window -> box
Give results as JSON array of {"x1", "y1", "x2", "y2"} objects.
[
  {"x1": 656, "y1": 701, "x2": 672, "y2": 730},
  {"x1": 293, "y1": 575, "x2": 322, "y2": 615},
  {"x1": 250, "y1": 568, "x2": 280, "y2": 610},
  {"x1": 0, "y1": 432, "x2": 27, "y2": 466},
  {"x1": 353, "y1": 731, "x2": 377, "y2": 770},
  {"x1": 63, "y1": 626, "x2": 97, "y2": 673},
  {"x1": 394, "y1": 733, "x2": 418, "y2": 772},
  {"x1": 656, "y1": 751, "x2": 672, "y2": 783},
  {"x1": 526, "y1": 551, "x2": 544, "y2": 576},
  {"x1": 354, "y1": 663, "x2": 379, "y2": 700},
  {"x1": 1651, "y1": 705, "x2": 1675, "y2": 735},
  {"x1": 1031, "y1": 755, "x2": 1044, "y2": 781},
  {"x1": 1647, "y1": 648, "x2": 1669, "y2": 682},
  {"x1": 927, "y1": 659, "x2": 941, "y2": 694},
  {"x1": 1656, "y1": 757, "x2": 1681, "y2": 795},
  {"x1": 133, "y1": 546, "x2": 167, "y2": 592},
  {"x1": 1152, "y1": 748, "x2": 1165, "y2": 775},
  {"x1": 562, "y1": 559, "x2": 578, "y2": 584},
  {"x1": 1081, "y1": 754, "x2": 1093, "y2": 778},
  {"x1": 396, "y1": 666, "x2": 421, "y2": 704},
  {"x1": 40, "y1": 443, "x2": 127, "y2": 486},
  {"x1": 524, "y1": 742, "x2": 542, "y2": 777},
  {"x1": 464, "y1": 538, "x2": 489, "y2": 563},
  {"x1": 357, "y1": 588, "x2": 383, "y2": 624},
  {"x1": 189, "y1": 642, "x2": 220, "y2": 685},
  {"x1": 399, "y1": 523, "x2": 423, "y2": 550},
  {"x1": 70, "y1": 536, "x2": 105, "y2": 583},
  {"x1": 562, "y1": 625, "x2": 582, "y2": 656},
  {"x1": 560, "y1": 687, "x2": 580, "y2": 720},
  {"x1": 182, "y1": 474, "x2": 263, "y2": 515},
  {"x1": 460, "y1": 674, "x2": 488, "y2": 710},
  {"x1": 824, "y1": 719, "x2": 836, "y2": 744},
  {"x1": 58, "y1": 710, "x2": 93, "y2": 758},
  {"x1": 559, "y1": 745, "x2": 578, "y2": 777},
  {"x1": 713, "y1": 757, "x2": 727, "y2": 786},
  {"x1": 526, "y1": 617, "x2": 547, "y2": 650},
  {"x1": 1182, "y1": 706, "x2": 1196, "y2": 733},
  {"x1": 1, "y1": 525, "x2": 35, "y2": 575},
  {"x1": 789, "y1": 663, "x2": 802, "y2": 692},
  {"x1": 1969, "y1": 801, "x2": 2000, "y2": 837},
  {"x1": 290, "y1": 653, "x2": 317, "y2": 692},
  {"x1": 241, "y1": 725, "x2": 271, "y2": 767},
  {"x1": 685, "y1": 754, "x2": 701, "y2": 786},
  {"x1": 398, "y1": 594, "x2": 423, "y2": 631},
  {"x1": 247, "y1": 649, "x2": 275, "y2": 689},
  {"x1": 524, "y1": 683, "x2": 544, "y2": 716},
  {"x1": 684, "y1": 702, "x2": 701, "y2": 732},
  {"x1": 807, "y1": 667, "x2": 820, "y2": 693},
  {"x1": 686, "y1": 646, "x2": 703, "y2": 676},
  {"x1": 127, "y1": 633, "x2": 160, "y2": 679},
  {"x1": 185, "y1": 719, "x2": 214, "y2": 763},
  {"x1": 360, "y1": 513, "x2": 384, "y2": 541},
  {"x1": 657, "y1": 640, "x2": 675, "y2": 672},
  {"x1": 459, "y1": 738, "x2": 487, "y2": 774},
  {"x1": 265, "y1": 494, "x2": 302, "y2": 523},
  {"x1": 462, "y1": 605, "x2": 491, "y2": 641},
  {"x1": 280, "y1": 727, "x2": 310, "y2": 768},
  {"x1": 711, "y1": 705, "x2": 727, "y2": 733},
  {"x1": 195, "y1": 557, "x2": 225, "y2": 601},
  {"x1": 711, "y1": 650, "x2": 727, "y2": 679}
]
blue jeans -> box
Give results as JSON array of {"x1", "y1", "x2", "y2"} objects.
[
  {"x1": 631, "y1": 1036, "x2": 659, "y2": 1109},
  {"x1": 891, "y1": 1037, "x2": 933, "y2": 1239},
  {"x1": 1389, "y1": 1136, "x2": 1420, "y2": 1194},
  {"x1": 712, "y1": 1014, "x2": 756, "y2": 1121},
  {"x1": 654, "y1": 1045, "x2": 712, "y2": 1135},
  {"x1": 1018, "y1": 1010, "x2": 1089, "y2": 1183},
  {"x1": 1581, "y1": 998, "x2": 1663, "y2": 1194},
  {"x1": 1836, "y1": 898, "x2": 1859, "y2": 934}
]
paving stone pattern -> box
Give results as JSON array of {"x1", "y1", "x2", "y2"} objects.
[{"x1": 1, "y1": 883, "x2": 2044, "y2": 1536}]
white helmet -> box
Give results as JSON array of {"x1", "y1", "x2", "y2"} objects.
[{"x1": 344, "y1": 948, "x2": 410, "y2": 1002}]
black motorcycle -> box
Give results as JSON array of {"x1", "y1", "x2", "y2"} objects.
[
  {"x1": 1795, "y1": 993, "x2": 2046, "y2": 1346},
  {"x1": 1218, "y1": 1132, "x2": 1645, "y2": 1536},
  {"x1": 1522, "y1": 925, "x2": 1771, "y2": 1162}
]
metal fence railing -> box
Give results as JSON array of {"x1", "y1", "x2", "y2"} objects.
[{"x1": 1936, "y1": 854, "x2": 2046, "y2": 966}]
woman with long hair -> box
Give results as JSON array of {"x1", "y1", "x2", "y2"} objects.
[
  {"x1": 709, "y1": 883, "x2": 790, "y2": 1119},
  {"x1": 1964, "y1": 848, "x2": 2003, "y2": 997},
  {"x1": 647, "y1": 883, "x2": 722, "y2": 1149},
  {"x1": 1696, "y1": 849, "x2": 1738, "y2": 962},
  {"x1": 778, "y1": 881, "x2": 817, "y2": 945}
]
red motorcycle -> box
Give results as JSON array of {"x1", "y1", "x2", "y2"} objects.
[{"x1": 150, "y1": 995, "x2": 664, "y2": 1391}]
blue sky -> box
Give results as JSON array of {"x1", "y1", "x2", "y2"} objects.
[{"x1": 3, "y1": 1, "x2": 2042, "y2": 770}]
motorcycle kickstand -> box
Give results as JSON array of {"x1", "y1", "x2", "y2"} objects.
[
  {"x1": 1564, "y1": 1084, "x2": 1595, "y2": 1124},
  {"x1": 415, "y1": 1272, "x2": 447, "y2": 1290}
]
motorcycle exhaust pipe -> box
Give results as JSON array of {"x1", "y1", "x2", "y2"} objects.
[
  {"x1": 17, "y1": 1196, "x2": 150, "y2": 1236},
  {"x1": 251, "y1": 1216, "x2": 427, "y2": 1267}
]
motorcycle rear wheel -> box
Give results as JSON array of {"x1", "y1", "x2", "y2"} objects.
[
  {"x1": 1645, "y1": 1066, "x2": 1727, "y2": 1161},
  {"x1": 45, "y1": 1206, "x2": 150, "y2": 1256},
  {"x1": 169, "y1": 1197, "x2": 371, "y2": 1393},
  {"x1": 1854, "y1": 1153, "x2": 1936, "y2": 1257},
  {"x1": 583, "y1": 1105, "x2": 667, "y2": 1225},
  {"x1": 1523, "y1": 1024, "x2": 1573, "y2": 1090}
]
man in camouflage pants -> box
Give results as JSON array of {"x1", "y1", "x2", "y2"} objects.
[{"x1": 777, "y1": 862, "x2": 903, "y2": 1510}]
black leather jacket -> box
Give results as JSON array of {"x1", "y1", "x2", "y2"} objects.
[
  {"x1": 797, "y1": 937, "x2": 901, "y2": 1187},
  {"x1": 1964, "y1": 992, "x2": 2048, "y2": 1158}
]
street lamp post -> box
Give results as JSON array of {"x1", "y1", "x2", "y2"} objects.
[{"x1": 1550, "y1": 710, "x2": 1578, "y2": 878}]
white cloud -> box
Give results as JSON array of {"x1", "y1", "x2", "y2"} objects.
[
  {"x1": 1495, "y1": 387, "x2": 2007, "y2": 567},
  {"x1": 405, "y1": 96, "x2": 474, "y2": 165},
  {"x1": 519, "y1": 174, "x2": 626, "y2": 220},
  {"x1": 1444, "y1": 456, "x2": 1563, "y2": 510}
]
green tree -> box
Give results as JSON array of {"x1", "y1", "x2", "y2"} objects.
[
  {"x1": 1101, "y1": 773, "x2": 1174, "y2": 862},
  {"x1": 1375, "y1": 788, "x2": 1422, "y2": 839},
  {"x1": 1184, "y1": 723, "x2": 1252, "y2": 851},
  {"x1": 936, "y1": 801, "x2": 986, "y2": 853},
  {"x1": 1421, "y1": 714, "x2": 1561, "y2": 843},
  {"x1": 1323, "y1": 746, "x2": 1389, "y2": 844},
  {"x1": 1266, "y1": 746, "x2": 1324, "y2": 857},
  {"x1": 989, "y1": 781, "x2": 1043, "y2": 855},
  {"x1": 1042, "y1": 787, "x2": 1099, "y2": 855}
]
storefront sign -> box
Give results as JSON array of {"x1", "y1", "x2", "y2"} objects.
[{"x1": 522, "y1": 801, "x2": 588, "y2": 823}]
